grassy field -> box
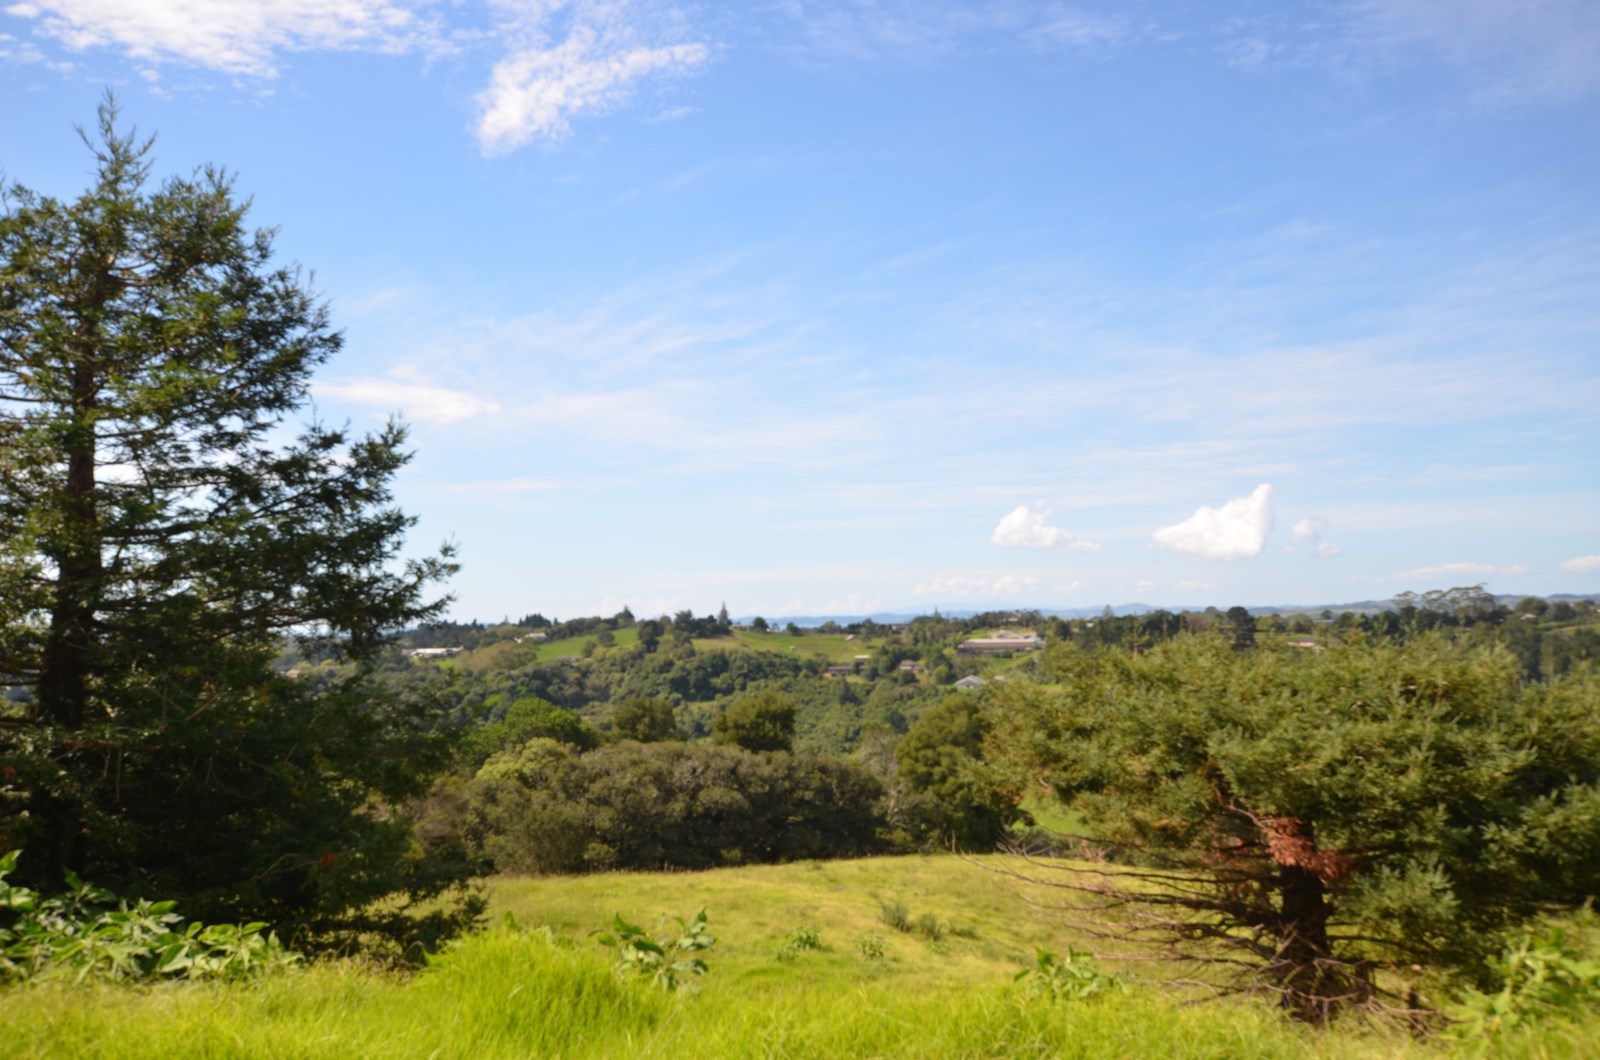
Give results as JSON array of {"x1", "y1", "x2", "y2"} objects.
[
  {"x1": 694, "y1": 628, "x2": 889, "y2": 662},
  {"x1": 7, "y1": 854, "x2": 1596, "y2": 1058}
]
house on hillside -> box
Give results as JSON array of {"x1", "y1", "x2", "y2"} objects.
[
  {"x1": 407, "y1": 647, "x2": 462, "y2": 659},
  {"x1": 954, "y1": 675, "x2": 987, "y2": 690},
  {"x1": 956, "y1": 630, "x2": 1044, "y2": 656}
]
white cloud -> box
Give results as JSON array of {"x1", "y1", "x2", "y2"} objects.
[
  {"x1": 1135, "y1": 580, "x2": 1155, "y2": 592},
  {"x1": 912, "y1": 573, "x2": 1041, "y2": 599},
  {"x1": 1316, "y1": 542, "x2": 1343, "y2": 558},
  {"x1": 1560, "y1": 555, "x2": 1600, "y2": 573},
  {"x1": 990, "y1": 503, "x2": 1101, "y2": 552},
  {"x1": 820, "y1": 593, "x2": 884, "y2": 614},
  {"x1": 1052, "y1": 580, "x2": 1086, "y2": 593},
  {"x1": 1173, "y1": 580, "x2": 1220, "y2": 592},
  {"x1": 1389, "y1": 561, "x2": 1497, "y2": 581},
  {"x1": 1291, "y1": 517, "x2": 1321, "y2": 542},
  {"x1": 1152, "y1": 484, "x2": 1274, "y2": 561},
  {"x1": 315, "y1": 371, "x2": 501, "y2": 424},
  {"x1": 6, "y1": 0, "x2": 431, "y2": 77},
  {"x1": 476, "y1": 3, "x2": 708, "y2": 154}
]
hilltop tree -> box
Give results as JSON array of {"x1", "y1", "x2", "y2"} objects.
[{"x1": 0, "y1": 100, "x2": 469, "y2": 945}]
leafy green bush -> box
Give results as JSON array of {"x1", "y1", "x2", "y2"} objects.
[
  {"x1": 1014, "y1": 947, "x2": 1129, "y2": 1003},
  {"x1": 0, "y1": 851, "x2": 299, "y2": 984},
  {"x1": 855, "y1": 932, "x2": 889, "y2": 960},
  {"x1": 1447, "y1": 930, "x2": 1600, "y2": 1040},
  {"x1": 589, "y1": 909, "x2": 714, "y2": 992}
]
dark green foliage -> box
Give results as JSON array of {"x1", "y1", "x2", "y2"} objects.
[
  {"x1": 455, "y1": 741, "x2": 886, "y2": 874},
  {"x1": 609, "y1": 696, "x2": 678, "y2": 743},
  {"x1": 993, "y1": 634, "x2": 1600, "y2": 1020},
  {"x1": 466, "y1": 697, "x2": 598, "y2": 763},
  {"x1": 0, "y1": 101, "x2": 471, "y2": 948},
  {"x1": 712, "y1": 690, "x2": 797, "y2": 753},
  {"x1": 897, "y1": 696, "x2": 1018, "y2": 849}
]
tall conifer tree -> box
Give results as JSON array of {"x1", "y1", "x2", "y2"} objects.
[{"x1": 0, "y1": 99, "x2": 471, "y2": 945}]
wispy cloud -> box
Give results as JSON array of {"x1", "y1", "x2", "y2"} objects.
[
  {"x1": 912, "y1": 572, "x2": 1041, "y2": 599},
  {"x1": 1153, "y1": 484, "x2": 1274, "y2": 561},
  {"x1": 991, "y1": 503, "x2": 1101, "y2": 552},
  {"x1": 314, "y1": 369, "x2": 501, "y2": 424},
  {"x1": 1561, "y1": 555, "x2": 1600, "y2": 574},
  {"x1": 1386, "y1": 561, "x2": 1499, "y2": 583},
  {"x1": 771, "y1": 1, "x2": 1132, "y2": 66},
  {"x1": 476, "y1": 0, "x2": 708, "y2": 154},
  {"x1": 1344, "y1": 0, "x2": 1600, "y2": 106},
  {"x1": 4, "y1": 0, "x2": 435, "y2": 77}
]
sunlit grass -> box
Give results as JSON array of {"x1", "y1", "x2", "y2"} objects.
[{"x1": 7, "y1": 855, "x2": 1598, "y2": 1058}]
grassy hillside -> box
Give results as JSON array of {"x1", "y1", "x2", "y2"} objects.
[
  {"x1": 694, "y1": 628, "x2": 889, "y2": 662},
  {"x1": 8, "y1": 855, "x2": 1596, "y2": 1057}
]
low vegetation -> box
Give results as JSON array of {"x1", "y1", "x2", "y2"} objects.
[{"x1": 5, "y1": 856, "x2": 1598, "y2": 1057}]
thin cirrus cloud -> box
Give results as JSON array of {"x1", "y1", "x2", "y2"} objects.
[
  {"x1": 1345, "y1": 0, "x2": 1600, "y2": 105},
  {"x1": 314, "y1": 371, "x2": 501, "y2": 424},
  {"x1": 1152, "y1": 484, "x2": 1274, "y2": 561},
  {"x1": 2, "y1": 0, "x2": 710, "y2": 153},
  {"x1": 476, "y1": 18, "x2": 709, "y2": 154},
  {"x1": 990, "y1": 503, "x2": 1102, "y2": 552},
  {"x1": 1382, "y1": 561, "x2": 1532, "y2": 583},
  {"x1": 912, "y1": 573, "x2": 1041, "y2": 599},
  {"x1": 2, "y1": 0, "x2": 431, "y2": 77}
]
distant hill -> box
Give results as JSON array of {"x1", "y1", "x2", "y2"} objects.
[{"x1": 742, "y1": 593, "x2": 1600, "y2": 629}]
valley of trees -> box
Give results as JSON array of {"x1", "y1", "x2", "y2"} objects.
[{"x1": 4, "y1": 102, "x2": 1599, "y2": 1043}]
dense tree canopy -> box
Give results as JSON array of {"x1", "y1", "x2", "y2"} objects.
[
  {"x1": 712, "y1": 690, "x2": 797, "y2": 753},
  {"x1": 0, "y1": 101, "x2": 467, "y2": 945}
]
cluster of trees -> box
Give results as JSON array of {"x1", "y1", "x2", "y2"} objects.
[{"x1": 413, "y1": 686, "x2": 1016, "y2": 875}]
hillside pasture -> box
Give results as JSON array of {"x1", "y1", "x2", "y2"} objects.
[{"x1": 8, "y1": 854, "x2": 1597, "y2": 1057}]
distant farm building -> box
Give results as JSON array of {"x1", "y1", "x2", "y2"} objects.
[
  {"x1": 407, "y1": 647, "x2": 462, "y2": 659},
  {"x1": 956, "y1": 630, "x2": 1043, "y2": 656},
  {"x1": 954, "y1": 675, "x2": 988, "y2": 690}
]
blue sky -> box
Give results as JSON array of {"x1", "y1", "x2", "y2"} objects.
[{"x1": 4, "y1": 1, "x2": 1598, "y2": 620}]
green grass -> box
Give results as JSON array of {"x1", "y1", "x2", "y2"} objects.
[
  {"x1": 7, "y1": 855, "x2": 1597, "y2": 1058},
  {"x1": 695, "y1": 629, "x2": 888, "y2": 662}
]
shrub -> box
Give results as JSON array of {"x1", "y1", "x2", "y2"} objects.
[
  {"x1": 0, "y1": 851, "x2": 299, "y2": 984},
  {"x1": 589, "y1": 910, "x2": 715, "y2": 992}
]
